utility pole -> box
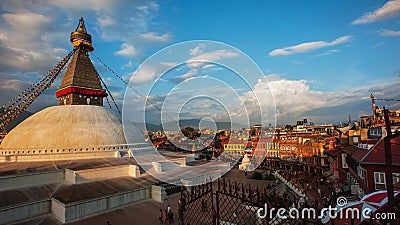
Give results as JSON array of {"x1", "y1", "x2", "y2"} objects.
[{"x1": 383, "y1": 107, "x2": 399, "y2": 210}]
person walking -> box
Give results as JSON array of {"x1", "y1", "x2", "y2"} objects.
[
  {"x1": 164, "y1": 209, "x2": 169, "y2": 224},
  {"x1": 168, "y1": 210, "x2": 174, "y2": 223},
  {"x1": 159, "y1": 209, "x2": 163, "y2": 224}
]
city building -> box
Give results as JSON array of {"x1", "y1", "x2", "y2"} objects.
[
  {"x1": 344, "y1": 136, "x2": 400, "y2": 196},
  {"x1": 223, "y1": 140, "x2": 249, "y2": 156}
]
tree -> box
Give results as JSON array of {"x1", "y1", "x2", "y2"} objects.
[{"x1": 181, "y1": 127, "x2": 197, "y2": 139}]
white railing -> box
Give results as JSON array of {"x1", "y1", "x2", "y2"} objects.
[{"x1": 0, "y1": 143, "x2": 153, "y2": 156}]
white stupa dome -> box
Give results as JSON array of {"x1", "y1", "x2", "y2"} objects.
[{"x1": 1, "y1": 105, "x2": 126, "y2": 149}]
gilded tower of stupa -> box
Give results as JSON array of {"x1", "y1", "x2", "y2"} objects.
[
  {"x1": 0, "y1": 18, "x2": 126, "y2": 160},
  {"x1": 56, "y1": 18, "x2": 107, "y2": 106}
]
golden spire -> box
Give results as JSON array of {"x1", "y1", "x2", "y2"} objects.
[{"x1": 70, "y1": 17, "x2": 94, "y2": 52}]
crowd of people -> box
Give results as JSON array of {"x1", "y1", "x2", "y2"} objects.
[
  {"x1": 159, "y1": 204, "x2": 175, "y2": 224},
  {"x1": 262, "y1": 163, "x2": 343, "y2": 211}
]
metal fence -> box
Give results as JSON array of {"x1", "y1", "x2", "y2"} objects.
[{"x1": 177, "y1": 179, "x2": 305, "y2": 225}]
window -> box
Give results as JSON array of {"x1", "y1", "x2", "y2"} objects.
[
  {"x1": 358, "y1": 167, "x2": 367, "y2": 180},
  {"x1": 341, "y1": 153, "x2": 348, "y2": 168},
  {"x1": 374, "y1": 172, "x2": 386, "y2": 190},
  {"x1": 393, "y1": 173, "x2": 400, "y2": 185}
]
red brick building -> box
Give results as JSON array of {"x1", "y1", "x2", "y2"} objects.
[{"x1": 344, "y1": 136, "x2": 400, "y2": 195}]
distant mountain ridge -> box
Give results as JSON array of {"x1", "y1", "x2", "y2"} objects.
[
  {"x1": 7, "y1": 112, "x2": 244, "y2": 133},
  {"x1": 133, "y1": 119, "x2": 245, "y2": 132}
]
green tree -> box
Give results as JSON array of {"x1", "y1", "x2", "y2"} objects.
[{"x1": 181, "y1": 127, "x2": 195, "y2": 138}]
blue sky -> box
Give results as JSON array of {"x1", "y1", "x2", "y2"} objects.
[{"x1": 0, "y1": 0, "x2": 399, "y2": 126}]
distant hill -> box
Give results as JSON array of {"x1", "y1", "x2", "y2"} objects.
[
  {"x1": 132, "y1": 119, "x2": 245, "y2": 132},
  {"x1": 5, "y1": 112, "x2": 245, "y2": 133},
  {"x1": 5, "y1": 110, "x2": 34, "y2": 132},
  {"x1": 178, "y1": 119, "x2": 244, "y2": 130}
]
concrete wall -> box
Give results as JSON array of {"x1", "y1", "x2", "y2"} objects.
[
  {"x1": 0, "y1": 171, "x2": 64, "y2": 190},
  {"x1": 128, "y1": 165, "x2": 140, "y2": 177},
  {"x1": 0, "y1": 200, "x2": 50, "y2": 225},
  {"x1": 64, "y1": 169, "x2": 76, "y2": 184},
  {"x1": 152, "y1": 162, "x2": 162, "y2": 173},
  {"x1": 51, "y1": 198, "x2": 66, "y2": 223},
  {"x1": 173, "y1": 157, "x2": 186, "y2": 166},
  {"x1": 151, "y1": 185, "x2": 167, "y2": 202},
  {"x1": 65, "y1": 165, "x2": 141, "y2": 184},
  {"x1": 52, "y1": 187, "x2": 151, "y2": 223},
  {"x1": 160, "y1": 161, "x2": 180, "y2": 171}
]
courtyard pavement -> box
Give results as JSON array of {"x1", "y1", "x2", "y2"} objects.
[{"x1": 15, "y1": 167, "x2": 334, "y2": 225}]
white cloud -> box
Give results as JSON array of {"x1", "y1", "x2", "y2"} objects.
[
  {"x1": 372, "y1": 42, "x2": 385, "y2": 48},
  {"x1": 239, "y1": 75, "x2": 366, "y2": 123},
  {"x1": 187, "y1": 49, "x2": 239, "y2": 68},
  {"x1": 0, "y1": 12, "x2": 68, "y2": 71},
  {"x1": 168, "y1": 49, "x2": 239, "y2": 83},
  {"x1": 121, "y1": 61, "x2": 134, "y2": 69},
  {"x1": 140, "y1": 32, "x2": 171, "y2": 42},
  {"x1": 0, "y1": 0, "x2": 171, "y2": 114},
  {"x1": 312, "y1": 49, "x2": 340, "y2": 57},
  {"x1": 93, "y1": 1, "x2": 162, "y2": 42},
  {"x1": 115, "y1": 43, "x2": 138, "y2": 57},
  {"x1": 130, "y1": 61, "x2": 173, "y2": 84},
  {"x1": 44, "y1": 0, "x2": 113, "y2": 11},
  {"x1": 0, "y1": 1, "x2": 168, "y2": 72},
  {"x1": 268, "y1": 35, "x2": 353, "y2": 56},
  {"x1": 170, "y1": 68, "x2": 200, "y2": 84},
  {"x1": 0, "y1": 77, "x2": 57, "y2": 112},
  {"x1": 189, "y1": 43, "x2": 206, "y2": 56},
  {"x1": 0, "y1": 79, "x2": 30, "y2": 91},
  {"x1": 189, "y1": 49, "x2": 239, "y2": 62},
  {"x1": 97, "y1": 14, "x2": 115, "y2": 27},
  {"x1": 2, "y1": 12, "x2": 50, "y2": 33},
  {"x1": 377, "y1": 29, "x2": 400, "y2": 36},
  {"x1": 130, "y1": 64, "x2": 157, "y2": 84},
  {"x1": 352, "y1": 0, "x2": 400, "y2": 25},
  {"x1": 125, "y1": 72, "x2": 400, "y2": 125}
]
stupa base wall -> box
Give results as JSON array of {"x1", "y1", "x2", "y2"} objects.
[
  {"x1": 0, "y1": 151, "x2": 119, "y2": 162},
  {"x1": 0, "y1": 199, "x2": 51, "y2": 225},
  {"x1": 51, "y1": 187, "x2": 151, "y2": 223}
]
